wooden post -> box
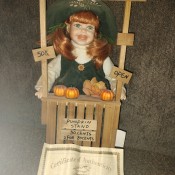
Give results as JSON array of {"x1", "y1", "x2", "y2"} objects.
[
  {"x1": 40, "y1": 0, "x2": 48, "y2": 124},
  {"x1": 116, "y1": 0, "x2": 132, "y2": 101},
  {"x1": 40, "y1": 0, "x2": 47, "y2": 97}
]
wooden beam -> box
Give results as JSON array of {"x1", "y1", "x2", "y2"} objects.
[
  {"x1": 116, "y1": 0, "x2": 132, "y2": 101},
  {"x1": 40, "y1": 0, "x2": 48, "y2": 97},
  {"x1": 39, "y1": 0, "x2": 48, "y2": 125}
]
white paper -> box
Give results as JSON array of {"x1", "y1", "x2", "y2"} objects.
[
  {"x1": 38, "y1": 143, "x2": 124, "y2": 175},
  {"x1": 115, "y1": 130, "x2": 126, "y2": 148}
]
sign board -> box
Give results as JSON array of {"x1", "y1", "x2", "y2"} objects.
[
  {"x1": 62, "y1": 119, "x2": 97, "y2": 131},
  {"x1": 110, "y1": 66, "x2": 132, "y2": 84},
  {"x1": 38, "y1": 143, "x2": 124, "y2": 175},
  {"x1": 32, "y1": 46, "x2": 56, "y2": 62},
  {"x1": 61, "y1": 119, "x2": 97, "y2": 142},
  {"x1": 61, "y1": 130, "x2": 96, "y2": 142}
]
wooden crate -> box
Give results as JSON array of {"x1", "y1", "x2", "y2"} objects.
[{"x1": 43, "y1": 94, "x2": 120, "y2": 148}]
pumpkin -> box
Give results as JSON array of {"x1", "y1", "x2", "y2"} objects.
[
  {"x1": 53, "y1": 85, "x2": 67, "y2": 96},
  {"x1": 65, "y1": 87, "x2": 79, "y2": 99},
  {"x1": 100, "y1": 90, "x2": 114, "y2": 101}
]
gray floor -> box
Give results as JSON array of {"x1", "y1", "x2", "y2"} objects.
[
  {"x1": 0, "y1": 0, "x2": 175, "y2": 174},
  {"x1": 0, "y1": 116, "x2": 45, "y2": 174},
  {"x1": 0, "y1": 115, "x2": 175, "y2": 175}
]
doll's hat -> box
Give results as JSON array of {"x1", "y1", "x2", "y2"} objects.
[{"x1": 47, "y1": 0, "x2": 117, "y2": 44}]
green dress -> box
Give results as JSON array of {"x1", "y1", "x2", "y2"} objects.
[{"x1": 51, "y1": 56, "x2": 110, "y2": 94}]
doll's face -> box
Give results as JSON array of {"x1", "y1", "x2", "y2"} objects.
[{"x1": 69, "y1": 22, "x2": 96, "y2": 46}]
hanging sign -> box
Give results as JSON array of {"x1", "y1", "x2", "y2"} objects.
[
  {"x1": 32, "y1": 46, "x2": 56, "y2": 62},
  {"x1": 110, "y1": 66, "x2": 132, "y2": 84}
]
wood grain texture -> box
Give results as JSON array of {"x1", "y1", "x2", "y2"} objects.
[{"x1": 46, "y1": 101, "x2": 57, "y2": 144}]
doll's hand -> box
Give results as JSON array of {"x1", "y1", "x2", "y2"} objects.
[{"x1": 35, "y1": 88, "x2": 43, "y2": 99}]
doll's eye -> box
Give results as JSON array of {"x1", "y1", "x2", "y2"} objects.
[
  {"x1": 86, "y1": 25, "x2": 95, "y2": 31},
  {"x1": 74, "y1": 23, "x2": 81, "y2": 29}
]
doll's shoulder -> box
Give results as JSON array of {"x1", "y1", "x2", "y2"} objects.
[
  {"x1": 48, "y1": 54, "x2": 61, "y2": 68},
  {"x1": 103, "y1": 57, "x2": 114, "y2": 75}
]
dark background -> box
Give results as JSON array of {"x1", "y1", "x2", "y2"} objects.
[{"x1": 0, "y1": 0, "x2": 175, "y2": 174}]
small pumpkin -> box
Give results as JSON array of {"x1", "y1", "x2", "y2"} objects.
[
  {"x1": 65, "y1": 87, "x2": 79, "y2": 99},
  {"x1": 100, "y1": 90, "x2": 114, "y2": 101},
  {"x1": 53, "y1": 85, "x2": 67, "y2": 96}
]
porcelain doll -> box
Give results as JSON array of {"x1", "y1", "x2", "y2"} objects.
[{"x1": 35, "y1": 0, "x2": 126, "y2": 100}]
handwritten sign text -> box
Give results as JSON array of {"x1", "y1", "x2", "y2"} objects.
[
  {"x1": 110, "y1": 66, "x2": 132, "y2": 84},
  {"x1": 32, "y1": 46, "x2": 56, "y2": 62},
  {"x1": 61, "y1": 130, "x2": 96, "y2": 142},
  {"x1": 62, "y1": 119, "x2": 97, "y2": 130}
]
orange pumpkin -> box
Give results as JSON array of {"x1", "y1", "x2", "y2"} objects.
[
  {"x1": 100, "y1": 90, "x2": 114, "y2": 101},
  {"x1": 65, "y1": 87, "x2": 79, "y2": 99},
  {"x1": 53, "y1": 85, "x2": 67, "y2": 96}
]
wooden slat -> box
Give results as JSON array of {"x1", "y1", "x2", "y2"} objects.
[
  {"x1": 67, "y1": 102, "x2": 76, "y2": 118},
  {"x1": 101, "y1": 104, "x2": 115, "y2": 147},
  {"x1": 110, "y1": 105, "x2": 121, "y2": 147},
  {"x1": 83, "y1": 104, "x2": 95, "y2": 146},
  {"x1": 66, "y1": 102, "x2": 76, "y2": 144},
  {"x1": 75, "y1": 103, "x2": 85, "y2": 145},
  {"x1": 92, "y1": 104, "x2": 104, "y2": 147},
  {"x1": 56, "y1": 102, "x2": 66, "y2": 144},
  {"x1": 46, "y1": 101, "x2": 57, "y2": 144}
]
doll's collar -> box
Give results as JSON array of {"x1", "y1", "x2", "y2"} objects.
[
  {"x1": 71, "y1": 40, "x2": 89, "y2": 50},
  {"x1": 71, "y1": 41, "x2": 92, "y2": 63}
]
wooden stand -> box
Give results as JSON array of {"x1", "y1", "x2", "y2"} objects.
[
  {"x1": 44, "y1": 94, "x2": 120, "y2": 147},
  {"x1": 33, "y1": 0, "x2": 146, "y2": 148}
]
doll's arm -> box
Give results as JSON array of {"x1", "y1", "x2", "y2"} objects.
[
  {"x1": 103, "y1": 57, "x2": 126, "y2": 100},
  {"x1": 35, "y1": 55, "x2": 61, "y2": 98}
]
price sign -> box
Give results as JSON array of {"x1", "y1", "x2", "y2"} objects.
[
  {"x1": 32, "y1": 46, "x2": 56, "y2": 62},
  {"x1": 61, "y1": 119, "x2": 97, "y2": 142}
]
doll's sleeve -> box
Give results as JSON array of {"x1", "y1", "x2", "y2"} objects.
[
  {"x1": 103, "y1": 57, "x2": 126, "y2": 100},
  {"x1": 103, "y1": 57, "x2": 116, "y2": 91},
  {"x1": 35, "y1": 55, "x2": 61, "y2": 92}
]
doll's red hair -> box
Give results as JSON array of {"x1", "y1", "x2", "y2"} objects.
[{"x1": 49, "y1": 11, "x2": 112, "y2": 69}]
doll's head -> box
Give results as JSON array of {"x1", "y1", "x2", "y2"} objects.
[
  {"x1": 46, "y1": 0, "x2": 117, "y2": 67},
  {"x1": 66, "y1": 10, "x2": 99, "y2": 33},
  {"x1": 65, "y1": 11, "x2": 99, "y2": 46},
  {"x1": 49, "y1": 10, "x2": 111, "y2": 69}
]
